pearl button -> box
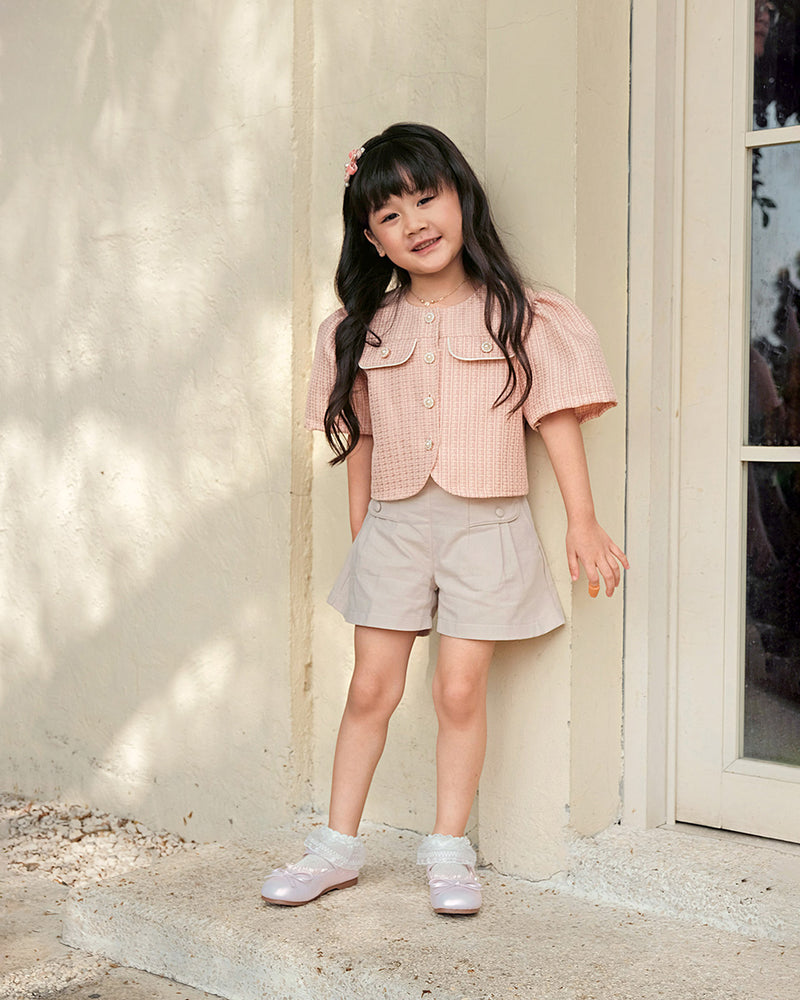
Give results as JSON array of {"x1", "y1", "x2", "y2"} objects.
[
  {"x1": 373, "y1": 501, "x2": 382, "y2": 512},
  {"x1": 423, "y1": 395, "x2": 435, "y2": 409},
  {"x1": 424, "y1": 310, "x2": 436, "y2": 324},
  {"x1": 380, "y1": 346, "x2": 391, "y2": 358},
  {"x1": 424, "y1": 351, "x2": 436, "y2": 364},
  {"x1": 481, "y1": 341, "x2": 493, "y2": 353},
  {"x1": 495, "y1": 507, "x2": 505, "y2": 517},
  {"x1": 424, "y1": 439, "x2": 434, "y2": 451}
]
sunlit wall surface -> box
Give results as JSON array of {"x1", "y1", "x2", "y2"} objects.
[{"x1": 0, "y1": 1, "x2": 298, "y2": 839}]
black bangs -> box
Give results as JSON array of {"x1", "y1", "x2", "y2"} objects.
[{"x1": 348, "y1": 137, "x2": 456, "y2": 222}]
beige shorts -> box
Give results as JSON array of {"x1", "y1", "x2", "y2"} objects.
[{"x1": 328, "y1": 478, "x2": 565, "y2": 641}]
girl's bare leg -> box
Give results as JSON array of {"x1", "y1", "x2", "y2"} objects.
[
  {"x1": 328, "y1": 625, "x2": 417, "y2": 836},
  {"x1": 431, "y1": 635, "x2": 496, "y2": 836}
]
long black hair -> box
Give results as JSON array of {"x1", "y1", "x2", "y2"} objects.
[{"x1": 324, "y1": 122, "x2": 534, "y2": 464}]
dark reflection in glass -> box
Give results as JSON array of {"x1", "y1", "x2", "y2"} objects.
[
  {"x1": 753, "y1": 1, "x2": 800, "y2": 130},
  {"x1": 744, "y1": 461, "x2": 800, "y2": 766},
  {"x1": 749, "y1": 144, "x2": 800, "y2": 445}
]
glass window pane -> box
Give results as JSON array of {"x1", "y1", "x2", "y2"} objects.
[
  {"x1": 753, "y1": 1, "x2": 800, "y2": 130},
  {"x1": 748, "y1": 143, "x2": 800, "y2": 445},
  {"x1": 744, "y1": 461, "x2": 800, "y2": 766}
]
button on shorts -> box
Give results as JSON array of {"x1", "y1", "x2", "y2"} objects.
[{"x1": 327, "y1": 478, "x2": 565, "y2": 641}]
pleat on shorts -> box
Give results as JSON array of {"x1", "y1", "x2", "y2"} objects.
[{"x1": 327, "y1": 478, "x2": 565, "y2": 641}]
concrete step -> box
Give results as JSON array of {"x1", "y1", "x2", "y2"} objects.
[
  {"x1": 0, "y1": 860, "x2": 219, "y2": 1000},
  {"x1": 62, "y1": 823, "x2": 800, "y2": 1000},
  {"x1": 557, "y1": 821, "x2": 800, "y2": 945}
]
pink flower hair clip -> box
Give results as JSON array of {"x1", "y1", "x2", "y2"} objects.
[{"x1": 344, "y1": 146, "x2": 365, "y2": 187}]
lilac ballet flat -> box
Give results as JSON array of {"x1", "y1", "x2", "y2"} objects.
[
  {"x1": 261, "y1": 825, "x2": 365, "y2": 907},
  {"x1": 417, "y1": 833, "x2": 482, "y2": 915},
  {"x1": 427, "y1": 863, "x2": 482, "y2": 915},
  {"x1": 261, "y1": 858, "x2": 358, "y2": 906}
]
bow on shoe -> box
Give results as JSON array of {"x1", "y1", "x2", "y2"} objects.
[
  {"x1": 428, "y1": 874, "x2": 482, "y2": 892},
  {"x1": 267, "y1": 866, "x2": 316, "y2": 888}
]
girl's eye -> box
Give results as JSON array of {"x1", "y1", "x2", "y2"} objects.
[
  {"x1": 378, "y1": 211, "x2": 398, "y2": 224},
  {"x1": 418, "y1": 195, "x2": 435, "y2": 206}
]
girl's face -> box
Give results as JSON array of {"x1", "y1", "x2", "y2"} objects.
[{"x1": 364, "y1": 183, "x2": 465, "y2": 286}]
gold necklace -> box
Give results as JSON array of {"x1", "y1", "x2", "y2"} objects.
[{"x1": 409, "y1": 278, "x2": 469, "y2": 307}]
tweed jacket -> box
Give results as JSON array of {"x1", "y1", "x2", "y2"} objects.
[{"x1": 305, "y1": 288, "x2": 616, "y2": 500}]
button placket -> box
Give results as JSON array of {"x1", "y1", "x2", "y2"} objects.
[{"x1": 418, "y1": 307, "x2": 439, "y2": 458}]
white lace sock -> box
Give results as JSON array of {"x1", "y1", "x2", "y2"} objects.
[
  {"x1": 417, "y1": 833, "x2": 477, "y2": 867},
  {"x1": 303, "y1": 825, "x2": 365, "y2": 870}
]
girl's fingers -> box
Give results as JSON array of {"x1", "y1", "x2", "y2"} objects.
[
  {"x1": 603, "y1": 556, "x2": 622, "y2": 597},
  {"x1": 568, "y1": 549, "x2": 580, "y2": 583},
  {"x1": 585, "y1": 561, "x2": 602, "y2": 596},
  {"x1": 596, "y1": 565, "x2": 613, "y2": 597},
  {"x1": 596, "y1": 554, "x2": 622, "y2": 596},
  {"x1": 571, "y1": 533, "x2": 629, "y2": 597},
  {"x1": 610, "y1": 548, "x2": 629, "y2": 571},
  {"x1": 610, "y1": 543, "x2": 630, "y2": 569}
]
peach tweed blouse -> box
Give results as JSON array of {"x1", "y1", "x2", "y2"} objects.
[{"x1": 305, "y1": 288, "x2": 616, "y2": 500}]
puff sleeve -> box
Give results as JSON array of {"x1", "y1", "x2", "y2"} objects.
[
  {"x1": 522, "y1": 290, "x2": 617, "y2": 429},
  {"x1": 304, "y1": 309, "x2": 372, "y2": 436}
]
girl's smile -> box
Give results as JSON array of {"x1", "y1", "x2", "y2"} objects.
[
  {"x1": 364, "y1": 185, "x2": 467, "y2": 298},
  {"x1": 411, "y1": 236, "x2": 441, "y2": 253}
]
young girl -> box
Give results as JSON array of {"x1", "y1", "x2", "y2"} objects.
[{"x1": 261, "y1": 123, "x2": 628, "y2": 916}]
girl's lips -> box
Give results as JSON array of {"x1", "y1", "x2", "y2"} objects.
[{"x1": 411, "y1": 236, "x2": 441, "y2": 252}]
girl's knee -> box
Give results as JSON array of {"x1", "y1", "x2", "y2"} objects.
[
  {"x1": 433, "y1": 675, "x2": 485, "y2": 726},
  {"x1": 346, "y1": 671, "x2": 403, "y2": 719}
]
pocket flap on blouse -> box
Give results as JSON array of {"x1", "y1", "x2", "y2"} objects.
[
  {"x1": 447, "y1": 337, "x2": 515, "y2": 361},
  {"x1": 358, "y1": 339, "x2": 417, "y2": 370}
]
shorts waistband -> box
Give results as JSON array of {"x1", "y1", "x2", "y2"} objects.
[{"x1": 368, "y1": 479, "x2": 525, "y2": 528}]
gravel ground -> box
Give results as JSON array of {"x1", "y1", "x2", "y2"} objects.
[
  {"x1": 0, "y1": 794, "x2": 195, "y2": 890},
  {"x1": 0, "y1": 793, "x2": 217, "y2": 1000}
]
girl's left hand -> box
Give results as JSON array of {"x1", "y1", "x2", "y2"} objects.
[
  {"x1": 566, "y1": 516, "x2": 629, "y2": 597},
  {"x1": 536, "y1": 408, "x2": 628, "y2": 597}
]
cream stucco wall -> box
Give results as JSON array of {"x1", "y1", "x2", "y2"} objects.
[
  {"x1": 0, "y1": 1, "x2": 304, "y2": 841},
  {"x1": 1, "y1": 0, "x2": 630, "y2": 872}
]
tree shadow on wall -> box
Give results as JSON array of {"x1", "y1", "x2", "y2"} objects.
[{"x1": 0, "y1": 1, "x2": 300, "y2": 839}]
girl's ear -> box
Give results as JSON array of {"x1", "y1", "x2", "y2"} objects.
[{"x1": 364, "y1": 229, "x2": 386, "y2": 257}]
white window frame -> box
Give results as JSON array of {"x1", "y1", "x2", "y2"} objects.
[{"x1": 624, "y1": 0, "x2": 687, "y2": 828}]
